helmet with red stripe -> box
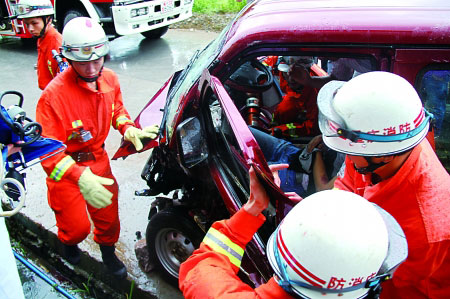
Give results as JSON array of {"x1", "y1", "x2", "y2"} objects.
[
  {"x1": 61, "y1": 17, "x2": 109, "y2": 62},
  {"x1": 266, "y1": 189, "x2": 407, "y2": 298},
  {"x1": 15, "y1": 0, "x2": 54, "y2": 19},
  {"x1": 317, "y1": 71, "x2": 431, "y2": 156}
]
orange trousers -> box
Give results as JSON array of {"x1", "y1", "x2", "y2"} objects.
[{"x1": 46, "y1": 153, "x2": 120, "y2": 246}]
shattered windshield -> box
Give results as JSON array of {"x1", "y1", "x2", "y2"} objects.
[{"x1": 165, "y1": 23, "x2": 231, "y2": 140}]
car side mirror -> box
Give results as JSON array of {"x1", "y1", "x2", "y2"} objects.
[{"x1": 176, "y1": 117, "x2": 208, "y2": 168}]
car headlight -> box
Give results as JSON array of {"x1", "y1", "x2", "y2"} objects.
[{"x1": 131, "y1": 7, "x2": 149, "y2": 18}]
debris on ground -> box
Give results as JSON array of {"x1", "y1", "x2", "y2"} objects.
[{"x1": 170, "y1": 12, "x2": 236, "y2": 32}]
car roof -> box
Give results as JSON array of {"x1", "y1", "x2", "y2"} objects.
[{"x1": 220, "y1": 0, "x2": 450, "y2": 60}]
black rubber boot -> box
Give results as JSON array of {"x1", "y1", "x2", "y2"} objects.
[
  {"x1": 99, "y1": 245, "x2": 127, "y2": 279},
  {"x1": 63, "y1": 244, "x2": 81, "y2": 265}
]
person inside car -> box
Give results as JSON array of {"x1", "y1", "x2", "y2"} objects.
[
  {"x1": 294, "y1": 57, "x2": 373, "y2": 90},
  {"x1": 35, "y1": 17, "x2": 158, "y2": 279},
  {"x1": 179, "y1": 165, "x2": 407, "y2": 299},
  {"x1": 16, "y1": 0, "x2": 63, "y2": 90},
  {"x1": 249, "y1": 56, "x2": 374, "y2": 196},
  {"x1": 302, "y1": 134, "x2": 346, "y2": 191},
  {"x1": 250, "y1": 127, "x2": 345, "y2": 196},
  {"x1": 269, "y1": 56, "x2": 325, "y2": 139},
  {"x1": 318, "y1": 71, "x2": 450, "y2": 298}
]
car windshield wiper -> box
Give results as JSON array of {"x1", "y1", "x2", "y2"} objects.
[
  {"x1": 188, "y1": 49, "x2": 201, "y2": 69},
  {"x1": 177, "y1": 49, "x2": 200, "y2": 85},
  {"x1": 167, "y1": 49, "x2": 200, "y2": 106},
  {"x1": 160, "y1": 49, "x2": 201, "y2": 132}
]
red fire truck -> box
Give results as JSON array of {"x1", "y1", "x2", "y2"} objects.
[{"x1": 0, "y1": 0, "x2": 193, "y2": 40}]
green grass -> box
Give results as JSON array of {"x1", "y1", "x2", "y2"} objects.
[{"x1": 193, "y1": 0, "x2": 248, "y2": 14}]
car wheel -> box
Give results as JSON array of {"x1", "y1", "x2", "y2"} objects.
[
  {"x1": 63, "y1": 9, "x2": 87, "y2": 28},
  {"x1": 145, "y1": 207, "x2": 204, "y2": 286},
  {"x1": 141, "y1": 26, "x2": 169, "y2": 39}
]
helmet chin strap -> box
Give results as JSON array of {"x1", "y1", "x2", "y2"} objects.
[
  {"x1": 37, "y1": 16, "x2": 51, "y2": 38},
  {"x1": 353, "y1": 157, "x2": 387, "y2": 175},
  {"x1": 71, "y1": 63, "x2": 104, "y2": 83}
]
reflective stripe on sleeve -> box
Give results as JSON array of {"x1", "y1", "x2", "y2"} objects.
[
  {"x1": 49, "y1": 156, "x2": 76, "y2": 181},
  {"x1": 67, "y1": 132, "x2": 76, "y2": 140},
  {"x1": 47, "y1": 60, "x2": 54, "y2": 77},
  {"x1": 111, "y1": 103, "x2": 114, "y2": 126},
  {"x1": 203, "y1": 227, "x2": 245, "y2": 268},
  {"x1": 72, "y1": 120, "x2": 83, "y2": 128},
  {"x1": 115, "y1": 115, "x2": 133, "y2": 128}
]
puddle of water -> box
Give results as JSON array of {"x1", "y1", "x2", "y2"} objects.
[
  {"x1": 13, "y1": 248, "x2": 93, "y2": 299},
  {"x1": 16, "y1": 259, "x2": 77, "y2": 299}
]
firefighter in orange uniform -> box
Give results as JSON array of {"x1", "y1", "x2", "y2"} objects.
[
  {"x1": 179, "y1": 165, "x2": 408, "y2": 299},
  {"x1": 318, "y1": 72, "x2": 450, "y2": 298},
  {"x1": 36, "y1": 17, "x2": 158, "y2": 279},
  {"x1": 16, "y1": 0, "x2": 63, "y2": 90},
  {"x1": 264, "y1": 56, "x2": 326, "y2": 139}
]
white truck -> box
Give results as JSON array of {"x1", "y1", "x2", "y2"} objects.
[{"x1": 0, "y1": 0, "x2": 194, "y2": 39}]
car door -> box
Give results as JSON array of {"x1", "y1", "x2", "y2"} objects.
[
  {"x1": 112, "y1": 72, "x2": 179, "y2": 160},
  {"x1": 198, "y1": 68, "x2": 294, "y2": 284}
]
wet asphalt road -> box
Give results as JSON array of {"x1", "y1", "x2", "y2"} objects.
[{"x1": 0, "y1": 28, "x2": 218, "y2": 298}]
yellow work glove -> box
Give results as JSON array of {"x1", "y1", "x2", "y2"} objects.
[
  {"x1": 124, "y1": 125, "x2": 159, "y2": 151},
  {"x1": 78, "y1": 168, "x2": 114, "y2": 209}
]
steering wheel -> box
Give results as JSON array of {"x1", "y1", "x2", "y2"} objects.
[
  {"x1": 0, "y1": 91, "x2": 42, "y2": 147},
  {"x1": 226, "y1": 59, "x2": 274, "y2": 93}
]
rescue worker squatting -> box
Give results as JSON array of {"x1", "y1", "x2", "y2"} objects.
[{"x1": 180, "y1": 165, "x2": 407, "y2": 299}]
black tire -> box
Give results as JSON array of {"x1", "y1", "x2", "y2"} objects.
[
  {"x1": 145, "y1": 207, "x2": 204, "y2": 286},
  {"x1": 63, "y1": 9, "x2": 87, "y2": 28},
  {"x1": 141, "y1": 26, "x2": 169, "y2": 39}
]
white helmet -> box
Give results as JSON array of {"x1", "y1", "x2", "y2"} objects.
[
  {"x1": 266, "y1": 189, "x2": 407, "y2": 298},
  {"x1": 15, "y1": 0, "x2": 54, "y2": 19},
  {"x1": 278, "y1": 56, "x2": 314, "y2": 72},
  {"x1": 317, "y1": 71, "x2": 431, "y2": 156},
  {"x1": 61, "y1": 17, "x2": 109, "y2": 62}
]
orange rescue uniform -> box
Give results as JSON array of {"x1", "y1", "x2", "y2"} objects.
[
  {"x1": 179, "y1": 208, "x2": 293, "y2": 299},
  {"x1": 37, "y1": 26, "x2": 62, "y2": 90},
  {"x1": 36, "y1": 66, "x2": 135, "y2": 246},
  {"x1": 334, "y1": 139, "x2": 450, "y2": 299},
  {"x1": 272, "y1": 87, "x2": 320, "y2": 137},
  {"x1": 263, "y1": 56, "x2": 321, "y2": 138}
]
